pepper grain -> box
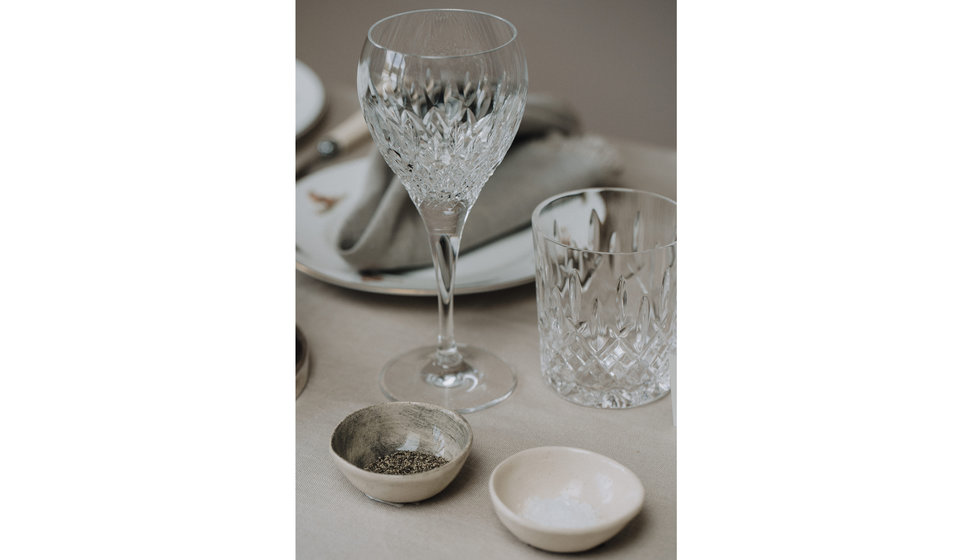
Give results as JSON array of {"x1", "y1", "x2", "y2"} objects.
[{"x1": 365, "y1": 451, "x2": 449, "y2": 475}]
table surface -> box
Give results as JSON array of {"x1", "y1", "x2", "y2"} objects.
[
  {"x1": 296, "y1": 121, "x2": 676, "y2": 560},
  {"x1": 296, "y1": 5, "x2": 676, "y2": 556}
]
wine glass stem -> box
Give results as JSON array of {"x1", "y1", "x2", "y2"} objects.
[{"x1": 427, "y1": 227, "x2": 464, "y2": 369}]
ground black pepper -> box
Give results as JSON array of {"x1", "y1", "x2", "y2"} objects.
[{"x1": 365, "y1": 450, "x2": 449, "y2": 474}]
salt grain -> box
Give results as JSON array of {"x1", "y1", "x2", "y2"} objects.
[{"x1": 522, "y1": 495, "x2": 598, "y2": 528}]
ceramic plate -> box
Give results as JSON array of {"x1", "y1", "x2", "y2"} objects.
[
  {"x1": 296, "y1": 60, "x2": 326, "y2": 136},
  {"x1": 296, "y1": 157, "x2": 535, "y2": 296}
]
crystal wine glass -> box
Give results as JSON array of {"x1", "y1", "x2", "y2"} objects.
[{"x1": 357, "y1": 9, "x2": 528, "y2": 412}]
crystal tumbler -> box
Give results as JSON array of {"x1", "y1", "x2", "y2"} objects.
[{"x1": 532, "y1": 188, "x2": 676, "y2": 409}]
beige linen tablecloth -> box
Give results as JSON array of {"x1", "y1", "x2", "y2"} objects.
[{"x1": 296, "y1": 131, "x2": 676, "y2": 558}]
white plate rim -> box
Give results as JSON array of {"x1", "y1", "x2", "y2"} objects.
[{"x1": 296, "y1": 59, "x2": 326, "y2": 137}]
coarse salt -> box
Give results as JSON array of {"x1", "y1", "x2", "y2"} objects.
[{"x1": 521, "y1": 495, "x2": 598, "y2": 528}]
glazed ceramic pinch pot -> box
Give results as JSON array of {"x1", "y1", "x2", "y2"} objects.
[
  {"x1": 489, "y1": 446, "x2": 644, "y2": 553},
  {"x1": 329, "y1": 402, "x2": 472, "y2": 503}
]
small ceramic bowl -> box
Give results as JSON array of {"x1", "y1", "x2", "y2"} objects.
[
  {"x1": 489, "y1": 446, "x2": 644, "y2": 553},
  {"x1": 329, "y1": 402, "x2": 473, "y2": 503}
]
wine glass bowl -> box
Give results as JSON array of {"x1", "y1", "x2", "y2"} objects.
[
  {"x1": 357, "y1": 9, "x2": 528, "y2": 412},
  {"x1": 358, "y1": 10, "x2": 527, "y2": 213}
]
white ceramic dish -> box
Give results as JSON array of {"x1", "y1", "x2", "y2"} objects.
[
  {"x1": 296, "y1": 59, "x2": 326, "y2": 136},
  {"x1": 329, "y1": 402, "x2": 473, "y2": 503},
  {"x1": 489, "y1": 446, "x2": 644, "y2": 553},
  {"x1": 295, "y1": 156, "x2": 535, "y2": 296}
]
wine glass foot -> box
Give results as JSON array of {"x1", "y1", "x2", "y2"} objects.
[{"x1": 380, "y1": 344, "x2": 517, "y2": 413}]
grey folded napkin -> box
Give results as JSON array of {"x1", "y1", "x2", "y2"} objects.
[{"x1": 337, "y1": 94, "x2": 623, "y2": 272}]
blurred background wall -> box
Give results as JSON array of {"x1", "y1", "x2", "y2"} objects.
[{"x1": 297, "y1": 0, "x2": 676, "y2": 149}]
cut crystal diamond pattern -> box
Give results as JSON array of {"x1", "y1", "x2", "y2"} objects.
[
  {"x1": 359, "y1": 68, "x2": 525, "y2": 214},
  {"x1": 534, "y1": 209, "x2": 675, "y2": 409}
]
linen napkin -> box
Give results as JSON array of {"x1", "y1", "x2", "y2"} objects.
[{"x1": 337, "y1": 94, "x2": 623, "y2": 272}]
